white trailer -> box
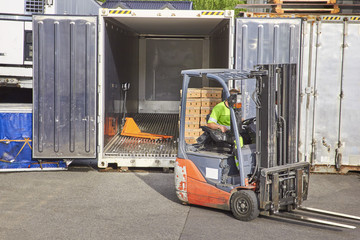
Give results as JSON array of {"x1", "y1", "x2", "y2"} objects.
[{"x1": 0, "y1": 0, "x2": 100, "y2": 90}]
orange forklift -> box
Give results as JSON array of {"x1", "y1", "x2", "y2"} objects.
[{"x1": 175, "y1": 64, "x2": 360, "y2": 228}]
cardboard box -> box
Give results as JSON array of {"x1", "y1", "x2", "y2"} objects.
[
  {"x1": 201, "y1": 88, "x2": 222, "y2": 98},
  {"x1": 180, "y1": 88, "x2": 202, "y2": 98},
  {"x1": 184, "y1": 129, "x2": 203, "y2": 138},
  {"x1": 185, "y1": 98, "x2": 202, "y2": 108},
  {"x1": 200, "y1": 120, "x2": 208, "y2": 126},
  {"x1": 179, "y1": 121, "x2": 200, "y2": 129},
  {"x1": 185, "y1": 137, "x2": 198, "y2": 144},
  {"x1": 201, "y1": 98, "x2": 222, "y2": 107},
  {"x1": 179, "y1": 106, "x2": 201, "y2": 115},
  {"x1": 200, "y1": 106, "x2": 212, "y2": 115},
  {"x1": 185, "y1": 107, "x2": 201, "y2": 115},
  {"x1": 200, "y1": 114, "x2": 208, "y2": 125},
  {"x1": 184, "y1": 115, "x2": 200, "y2": 122}
]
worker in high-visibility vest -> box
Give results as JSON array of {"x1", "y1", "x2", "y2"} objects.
[
  {"x1": 207, "y1": 88, "x2": 243, "y2": 168},
  {"x1": 207, "y1": 88, "x2": 240, "y2": 133}
]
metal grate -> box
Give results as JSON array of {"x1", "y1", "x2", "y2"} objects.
[
  {"x1": 104, "y1": 114, "x2": 179, "y2": 158},
  {"x1": 25, "y1": 0, "x2": 44, "y2": 14}
]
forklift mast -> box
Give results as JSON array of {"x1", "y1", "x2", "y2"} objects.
[{"x1": 253, "y1": 64, "x2": 309, "y2": 212}]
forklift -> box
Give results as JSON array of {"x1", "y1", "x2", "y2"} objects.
[{"x1": 175, "y1": 64, "x2": 360, "y2": 228}]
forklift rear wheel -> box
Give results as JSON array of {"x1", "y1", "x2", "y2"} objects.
[{"x1": 230, "y1": 190, "x2": 259, "y2": 221}]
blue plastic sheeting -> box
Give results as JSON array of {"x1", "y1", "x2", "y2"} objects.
[{"x1": 0, "y1": 113, "x2": 67, "y2": 171}]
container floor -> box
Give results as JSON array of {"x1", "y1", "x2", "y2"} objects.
[{"x1": 104, "y1": 113, "x2": 179, "y2": 158}]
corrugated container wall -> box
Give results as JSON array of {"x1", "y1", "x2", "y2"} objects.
[
  {"x1": 237, "y1": 15, "x2": 360, "y2": 173},
  {"x1": 299, "y1": 16, "x2": 360, "y2": 173},
  {"x1": 51, "y1": 0, "x2": 100, "y2": 15},
  {"x1": 235, "y1": 18, "x2": 301, "y2": 121}
]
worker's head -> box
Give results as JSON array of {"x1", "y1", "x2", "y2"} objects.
[
  {"x1": 229, "y1": 88, "x2": 240, "y2": 95},
  {"x1": 225, "y1": 89, "x2": 241, "y2": 108}
]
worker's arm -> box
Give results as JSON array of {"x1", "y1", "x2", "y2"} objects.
[
  {"x1": 207, "y1": 122, "x2": 228, "y2": 133},
  {"x1": 207, "y1": 102, "x2": 229, "y2": 133}
]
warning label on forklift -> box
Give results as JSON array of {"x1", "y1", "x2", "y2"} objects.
[{"x1": 206, "y1": 168, "x2": 218, "y2": 180}]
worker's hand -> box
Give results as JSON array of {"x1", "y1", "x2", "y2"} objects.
[
  {"x1": 207, "y1": 122, "x2": 228, "y2": 133},
  {"x1": 219, "y1": 125, "x2": 228, "y2": 133}
]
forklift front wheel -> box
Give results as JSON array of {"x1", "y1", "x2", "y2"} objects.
[{"x1": 230, "y1": 190, "x2": 259, "y2": 221}]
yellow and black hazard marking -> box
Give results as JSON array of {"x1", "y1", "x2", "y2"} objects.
[
  {"x1": 109, "y1": 9, "x2": 132, "y2": 15},
  {"x1": 201, "y1": 11, "x2": 224, "y2": 16},
  {"x1": 323, "y1": 16, "x2": 341, "y2": 21},
  {"x1": 350, "y1": 16, "x2": 360, "y2": 21}
]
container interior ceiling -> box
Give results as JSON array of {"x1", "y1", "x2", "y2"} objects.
[{"x1": 103, "y1": 16, "x2": 230, "y2": 152}]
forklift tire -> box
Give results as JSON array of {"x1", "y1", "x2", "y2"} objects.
[{"x1": 230, "y1": 190, "x2": 259, "y2": 221}]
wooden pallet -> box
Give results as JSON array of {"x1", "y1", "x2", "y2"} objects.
[
  {"x1": 275, "y1": 4, "x2": 340, "y2": 14},
  {"x1": 273, "y1": 0, "x2": 337, "y2": 4},
  {"x1": 236, "y1": 2, "x2": 340, "y2": 14},
  {"x1": 243, "y1": 12, "x2": 320, "y2": 20}
]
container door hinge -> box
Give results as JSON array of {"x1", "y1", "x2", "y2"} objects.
[
  {"x1": 305, "y1": 87, "x2": 312, "y2": 95},
  {"x1": 339, "y1": 90, "x2": 344, "y2": 99}
]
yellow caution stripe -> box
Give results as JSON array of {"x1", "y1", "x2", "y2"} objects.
[
  {"x1": 201, "y1": 11, "x2": 224, "y2": 16},
  {"x1": 323, "y1": 16, "x2": 341, "y2": 21},
  {"x1": 350, "y1": 16, "x2": 360, "y2": 21},
  {"x1": 109, "y1": 9, "x2": 132, "y2": 15}
]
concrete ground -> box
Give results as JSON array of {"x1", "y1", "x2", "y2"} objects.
[{"x1": 0, "y1": 163, "x2": 359, "y2": 240}]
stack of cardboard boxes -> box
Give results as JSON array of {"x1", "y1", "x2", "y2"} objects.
[{"x1": 180, "y1": 87, "x2": 223, "y2": 144}]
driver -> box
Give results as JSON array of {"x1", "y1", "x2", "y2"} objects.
[{"x1": 207, "y1": 88, "x2": 240, "y2": 133}]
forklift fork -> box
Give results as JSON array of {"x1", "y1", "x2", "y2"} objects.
[
  {"x1": 258, "y1": 162, "x2": 359, "y2": 229},
  {"x1": 273, "y1": 207, "x2": 360, "y2": 229}
]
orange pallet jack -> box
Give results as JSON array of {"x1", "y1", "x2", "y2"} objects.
[
  {"x1": 121, "y1": 117, "x2": 172, "y2": 140},
  {"x1": 119, "y1": 82, "x2": 172, "y2": 140}
]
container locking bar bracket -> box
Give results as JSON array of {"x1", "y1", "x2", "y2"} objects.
[{"x1": 120, "y1": 83, "x2": 130, "y2": 131}]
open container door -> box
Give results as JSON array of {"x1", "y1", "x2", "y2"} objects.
[{"x1": 33, "y1": 15, "x2": 98, "y2": 159}]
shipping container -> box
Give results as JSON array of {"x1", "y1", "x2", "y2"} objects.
[
  {"x1": 33, "y1": 10, "x2": 237, "y2": 168},
  {"x1": 30, "y1": 9, "x2": 360, "y2": 172},
  {"x1": 298, "y1": 16, "x2": 360, "y2": 173},
  {"x1": 0, "y1": 0, "x2": 101, "y2": 171},
  {"x1": 238, "y1": 13, "x2": 360, "y2": 173}
]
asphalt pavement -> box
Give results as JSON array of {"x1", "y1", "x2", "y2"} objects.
[{"x1": 0, "y1": 162, "x2": 359, "y2": 240}]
